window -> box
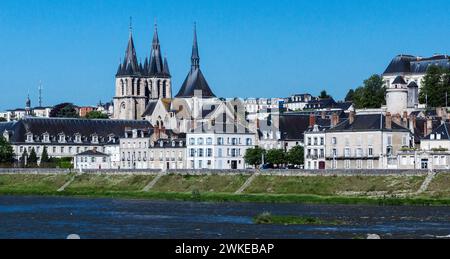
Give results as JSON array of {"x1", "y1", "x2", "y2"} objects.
[
  {"x1": 356, "y1": 160, "x2": 362, "y2": 169},
  {"x1": 206, "y1": 138, "x2": 213, "y2": 145},
  {"x1": 59, "y1": 134, "x2": 65, "y2": 143},
  {"x1": 91, "y1": 157, "x2": 95, "y2": 163},
  {"x1": 60, "y1": 147, "x2": 64, "y2": 153},
  {"x1": 26, "y1": 134, "x2": 33, "y2": 143},
  {"x1": 217, "y1": 137, "x2": 224, "y2": 145},
  {"x1": 189, "y1": 138, "x2": 195, "y2": 145},
  {"x1": 198, "y1": 149, "x2": 204, "y2": 157},
  {"x1": 313, "y1": 138, "x2": 318, "y2": 145},
  {"x1": 218, "y1": 148, "x2": 223, "y2": 158},
  {"x1": 190, "y1": 149, "x2": 195, "y2": 157},
  {"x1": 368, "y1": 147, "x2": 373, "y2": 157},
  {"x1": 320, "y1": 137, "x2": 324, "y2": 145},
  {"x1": 207, "y1": 148, "x2": 213, "y2": 157},
  {"x1": 246, "y1": 138, "x2": 253, "y2": 146},
  {"x1": 367, "y1": 160, "x2": 373, "y2": 169},
  {"x1": 197, "y1": 138, "x2": 204, "y2": 145},
  {"x1": 307, "y1": 137, "x2": 312, "y2": 145},
  {"x1": 232, "y1": 138, "x2": 238, "y2": 145},
  {"x1": 345, "y1": 160, "x2": 351, "y2": 169},
  {"x1": 332, "y1": 148, "x2": 337, "y2": 157},
  {"x1": 43, "y1": 134, "x2": 49, "y2": 143},
  {"x1": 356, "y1": 148, "x2": 363, "y2": 157},
  {"x1": 331, "y1": 137, "x2": 337, "y2": 145},
  {"x1": 344, "y1": 148, "x2": 351, "y2": 157}
]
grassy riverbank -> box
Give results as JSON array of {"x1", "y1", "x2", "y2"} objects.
[
  {"x1": 254, "y1": 212, "x2": 343, "y2": 225},
  {"x1": 0, "y1": 173, "x2": 449, "y2": 205}
]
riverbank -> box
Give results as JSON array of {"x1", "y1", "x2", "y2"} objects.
[{"x1": 0, "y1": 172, "x2": 449, "y2": 205}]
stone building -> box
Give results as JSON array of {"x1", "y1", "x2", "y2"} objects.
[{"x1": 113, "y1": 24, "x2": 171, "y2": 120}]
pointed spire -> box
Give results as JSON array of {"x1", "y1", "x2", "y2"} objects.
[
  {"x1": 26, "y1": 94, "x2": 31, "y2": 109},
  {"x1": 191, "y1": 22, "x2": 200, "y2": 70},
  {"x1": 148, "y1": 20, "x2": 164, "y2": 76},
  {"x1": 163, "y1": 55, "x2": 171, "y2": 76},
  {"x1": 118, "y1": 18, "x2": 140, "y2": 77}
]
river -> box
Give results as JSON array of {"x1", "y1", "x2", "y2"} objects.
[{"x1": 0, "y1": 196, "x2": 449, "y2": 239}]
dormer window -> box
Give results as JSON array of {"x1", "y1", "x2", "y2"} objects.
[
  {"x1": 58, "y1": 134, "x2": 66, "y2": 143},
  {"x1": 26, "y1": 133, "x2": 34, "y2": 143},
  {"x1": 74, "y1": 134, "x2": 82, "y2": 143},
  {"x1": 42, "y1": 133, "x2": 50, "y2": 143},
  {"x1": 160, "y1": 141, "x2": 164, "y2": 148},
  {"x1": 172, "y1": 141, "x2": 176, "y2": 147},
  {"x1": 108, "y1": 135, "x2": 115, "y2": 143},
  {"x1": 91, "y1": 134, "x2": 99, "y2": 144}
]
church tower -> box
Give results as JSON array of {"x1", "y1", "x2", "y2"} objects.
[
  {"x1": 113, "y1": 21, "x2": 172, "y2": 120},
  {"x1": 144, "y1": 23, "x2": 172, "y2": 100}
]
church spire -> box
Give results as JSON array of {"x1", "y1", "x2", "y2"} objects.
[
  {"x1": 163, "y1": 55, "x2": 171, "y2": 77},
  {"x1": 148, "y1": 20, "x2": 166, "y2": 77},
  {"x1": 191, "y1": 23, "x2": 200, "y2": 70},
  {"x1": 117, "y1": 18, "x2": 140, "y2": 76}
]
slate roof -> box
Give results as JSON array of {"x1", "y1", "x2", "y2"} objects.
[
  {"x1": 423, "y1": 122, "x2": 450, "y2": 140},
  {"x1": 408, "y1": 81, "x2": 419, "y2": 88},
  {"x1": 327, "y1": 114, "x2": 409, "y2": 132},
  {"x1": 392, "y1": 76, "x2": 407, "y2": 85},
  {"x1": 279, "y1": 114, "x2": 331, "y2": 141},
  {"x1": 175, "y1": 26, "x2": 216, "y2": 98},
  {"x1": 76, "y1": 149, "x2": 109, "y2": 157},
  {"x1": 1, "y1": 118, "x2": 151, "y2": 144},
  {"x1": 384, "y1": 54, "x2": 450, "y2": 75}
]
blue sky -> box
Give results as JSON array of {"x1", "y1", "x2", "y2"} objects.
[{"x1": 0, "y1": 0, "x2": 449, "y2": 110}]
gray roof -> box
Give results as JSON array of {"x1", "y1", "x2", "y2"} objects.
[
  {"x1": 1, "y1": 118, "x2": 151, "y2": 144},
  {"x1": 142, "y1": 100, "x2": 158, "y2": 117},
  {"x1": 384, "y1": 54, "x2": 450, "y2": 75},
  {"x1": 327, "y1": 114, "x2": 409, "y2": 132},
  {"x1": 76, "y1": 149, "x2": 109, "y2": 157},
  {"x1": 392, "y1": 75, "x2": 407, "y2": 85},
  {"x1": 116, "y1": 32, "x2": 141, "y2": 77},
  {"x1": 279, "y1": 114, "x2": 331, "y2": 141},
  {"x1": 424, "y1": 122, "x2": 450, "y2": 140},
  {"x1": 175, "y1": 26, "x2": 216, "y2": 98},
  {"x1": 408, "y1": 81, "x2": 419, "y2": 88}
]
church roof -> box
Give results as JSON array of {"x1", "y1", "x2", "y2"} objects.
[
  {"x1": 408, "y1": 81, "x2": 419, "y2": 88},
  {"x1": 116, "y1": 31, "x2": 141, "y2": 77},
  {"x1": 175, "y1": 25, "x2": 216, "y2": 98},
  {"x1": 147, "y1": 24, "x2": 170, "y2": 78}
]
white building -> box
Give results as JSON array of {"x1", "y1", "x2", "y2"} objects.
[
  {"x1": 186, "y1": 125, "x2": 256, "y2": 170},
  {"x1": 74, "y1": 149, "x2": 111, "y2": 170}
]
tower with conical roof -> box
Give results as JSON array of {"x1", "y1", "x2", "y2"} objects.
[
  {"x1": 145, "y1": 23, "x2": 172, "y2": 100},
  {"x1": 113, "y1": 20, "x2": 147, "y2": 120},
  {"x1": 113, "y1": 20, "x2": 172, "y2": 120},
  {"x1": 175, "y1": 24, "x2": 216, "y2": 99}
]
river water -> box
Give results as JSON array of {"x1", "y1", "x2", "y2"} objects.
[{"x1": 0, "y1": 196, "x2": 449, "y2": 239}]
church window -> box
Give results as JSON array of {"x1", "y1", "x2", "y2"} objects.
[
  {"x1": 162, "y1": 81, "x2": 167, "y2": 98},
  {"x1": 121, "y1": 80, "x2": 125, "y2": 96}
]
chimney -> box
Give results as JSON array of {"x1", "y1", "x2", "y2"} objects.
[
  {"x1": 386, "y1": 112, "x2": 392, "y2": 129},
  {"x1": 331, "y1": 113, "x2": 340, "y2": 128},
  {"x1": 349, "y1": 111, "x2": 355, "y2": 124},
  {"x1": 309, "y1": 113, "x2": 316, "y2": 127},
  {"x1": 426, "y1": 117, "x2": 433, "y2": 136},
  {"x1": 321, "y1": 111, "x2": 326, "y2": 120},
  {"x1": 409, "y1": 114, "x2": 416, "y2": 134},
  {"x1": 402, "y1": 111, "x2": 408, "y2": 128}
]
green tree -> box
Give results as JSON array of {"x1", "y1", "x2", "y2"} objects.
[
  {"x1": 244, "y1": 147, "x2": 266, "y2": 168},
  {"x1": 345, "y1": 89, "x2": 355, "y2": 102},
  {"x1": 50, "y1": 103, "x2": 79, "y2": 118},
  {"x1": 419, "y1": 66, "x2": 450, "y2": 107},
  {"x1": 40, "y1": 146, "x2": 50, "y2": 168},
  {"x1": 27, "y1": 148, "x2": 38, "y2": 168},
  {"x1": 266, "y1": 149, "x2": 286, "y2": 167},
  {"x1": 0, "y1": 136, "x2": 14, "y2": 166},
  {"x1": 0, "y1": 117, "x2": 7, "y2": 122},
  {"x1": 349, "y1": 74, "x2": 386, "y2": 109},
  {"x1": 319, "y1": 90, "x2": 331, "y2": 99},
  {"x1": 287, "y1": 145, "x2": 304, "y2": 166},
  {"x1": 85, "y1": 110, "x2": 109, "y2": 119},
  {"x1": 20, "y1": 150, "x2": 28, "y2": 168}
]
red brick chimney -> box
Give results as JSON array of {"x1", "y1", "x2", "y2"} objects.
[
  {"x1": 386, "y1": 112, "x2": 392, "y2": 129},
  {"x1": 309, "y1": 113, "x2": 316, "y2": 127}
]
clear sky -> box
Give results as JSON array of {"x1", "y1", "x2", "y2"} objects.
[{"x1": 0, "y1": 0, "x2": 449, "y2": 110}]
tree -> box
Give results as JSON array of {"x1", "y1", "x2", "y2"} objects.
[
  {"x1": 50, "y1": 103, "x2": 79, "y2": 118},
  {"x1": 0, "y1": 117, "x2": 6, "y2": 122},
  {"x1": 319, "y1": 90, "x2": 331, "y2": 99},
  {"x1": 419, "y1": 66, "x2": 450, "y2": 107},
  {"x1": 0, "y1": 136, "x2": 14, "y2": 166},
  {"x1": 287, "y1": 146, "x2": 304, "y2": 166},
  {"x1": 348, "y1": 74, "x2": 386, "y2": 109},
  {"x1": 345, "y1": 89, "x2": 355, "y2": 102},
  {"x1": 40, "y1": 146, "x2": 50, "y2": 168},
  {"x1": 85, "y1": 110, "x2": 109, "y2": 119},
  {"x1": 27, "y1": 148, "x2": 38, "y2": 168},
  {"x1": 266, "y1": 149, "x2": 286, "y2": 167},
  {"x1": 20, "y1": 150, "x2": 28, "y2": 168},
  {"x1": 244, "y1": 147, "x2": 266, "y2": 168}
]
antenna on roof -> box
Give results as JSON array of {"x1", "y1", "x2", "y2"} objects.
[{"x1": 38, "y1": 81, "x2": 43, "y2": 107}]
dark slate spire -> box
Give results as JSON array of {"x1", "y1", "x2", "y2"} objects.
[
  {"x1": 148, "y1": 22, "x2": 166, "y2": 77},
  {"x1": 117, "y1": 19, "x2": 140, "y2": 77},
  {"x1": 26, "y1": 95, "x2": 31, "y2": 108},
  {"x1": 163, "y1": 56, "x2": 171, "y2": 77},
  {"x1": 175, "y1": 25, "x2": 216, "y2": 98},
  {"x1": 191, "y1": 23, "x2": 200, "y2": 70}
]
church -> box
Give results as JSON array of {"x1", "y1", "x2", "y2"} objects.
[{"x1": 113, "y1": 23, "x2": 250, "y2": 135}]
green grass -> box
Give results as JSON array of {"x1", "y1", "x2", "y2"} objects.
[
  {"x1": 254, "y1": 212, "x2": 343, "y2": 225},
  {"x1": 65, "y1": 174, "x2": 155, "y2": 193},
  {"x1": 0, "y1": 174, "x2": 73, "y2": 193},
  {"x1": 151, "y1": 174, "x2": 249, "y2": 193},
  {"x1": 244, "y1": 175, "x2": 425, "y2": 196},
  {"x1": 422, "y1": 173, "x2": 450, "y2": 198}
]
